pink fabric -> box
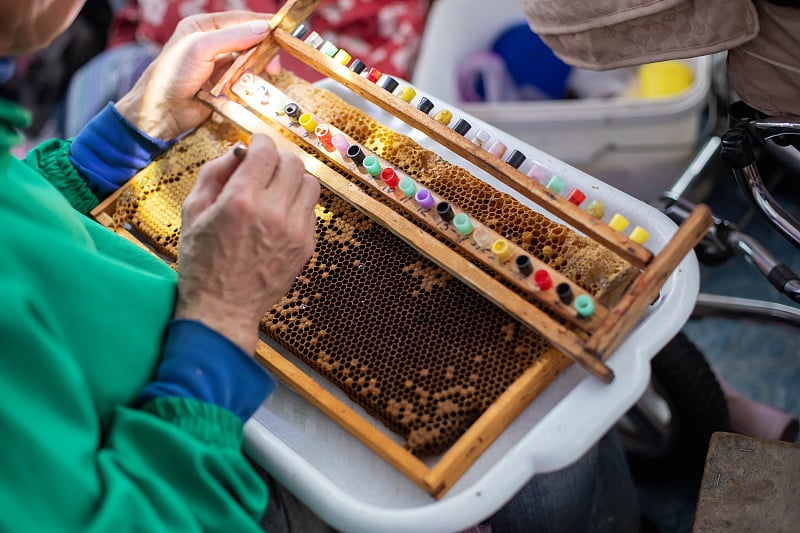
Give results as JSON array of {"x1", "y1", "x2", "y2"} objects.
[
  {"x1": 716, "y1": 371, "x2": 799, "y2": 443},
  {"x1": 108, "y1": 1, "x2": 278, "y2": 48},
  {"x1": 283, "y1": 0, "x2": 430, "y2": 81},
  {"x1": 108, "y1": 0, "x2": 431, "y2": 82}
]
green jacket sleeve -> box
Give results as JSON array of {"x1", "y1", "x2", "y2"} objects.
[
  {"x1": 0, "y1": 281, "x2": 268, "y2": 532},
  {"x1": 23, "y1": 138, "x2": 100, "y2": 215}
]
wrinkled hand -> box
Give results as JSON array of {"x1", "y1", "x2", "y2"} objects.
[
  {"x1": 115, "y1": 11, "x2": 279, "y2": 141},
  {"x1": 174, "y1": 134, "x2": 320, "y2": 354}
]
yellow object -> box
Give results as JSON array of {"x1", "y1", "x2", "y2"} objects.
[
  {"x1": 491, "y1": 239, "x2": 514, "y2": 262},
  {"x1": 333, "y1": 49, "x2": 351, "y2": 65},
  {"x1": 299, "y1": 113, "x2": 316, "y2": 133},
  {"x1": 433, "y1": 109, "x2": 453, "y2": 125},
  {"x1": 629, "y1": 226, "x2": 650, "y2": 245},
  {"x1": 609, "y1": 214, "x2": 629, "y2": 232},
  {"x1": 397, "y1": 86, "x2": 417, "y2": 103},
  {"x1": 638, "y1": 61, "x2": 693, "y2": 99}
]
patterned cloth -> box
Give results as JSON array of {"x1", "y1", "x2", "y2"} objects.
[
  {"x1": 726, "y1": 0, "x2": 800, "y2": 116},
  {"x1": 64, "y1": 0, "x2": 431, "y2": 136},
  {"x1": 279, "y1": 0, "x2": 432, "y2": 82},
  {"x1": 108, "y1": 0, "x2": 431, "y2": 81},
  {"x1": 107, "y1": 0, "x2": 280, "y2": 48}
]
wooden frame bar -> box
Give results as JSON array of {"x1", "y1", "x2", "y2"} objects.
[
  {"x1": 587, "y1": 205, "x2": 713, "y2": 359},
  {"x1": 255, "y1": 339, "x2": 569, "y2": 498},
  {"x1": 253, "y1": 341, "x2": 434, "y2": 493},
  {"x1": 210, "y1": 0, "x2": 321, "y2": 95}
]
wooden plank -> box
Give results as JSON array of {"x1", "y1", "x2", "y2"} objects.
[
  {"x1": 270, "y1": 27, "x2": 653, "y2": 269},
  {"x1": 426, "y1": 349, "x2": 573, "y2": 498},
  {"x1": 693, "y1": 432, "x2": 800, "y2": 532},
  {"x1": 198, "y1": 90, "x2": 614, "y2": 382},
  {"x1": 209, "y1": 0, "x2": 320, "y2": 95},
  {"x1": 585, "y1": 204, "x2": 713, "y2": 360},
  {"x1": 210, "y1": 47, "x2": 259, "y2": 97},
  {"x1": 93, "y1": 211, "x2": 158, "y2": 255},
  {"x1": 252, "y1": 0, "x2": 321, "y2": 73},
  {"x1": 254, "y1": 340, "x2": 435, "y2": 494},
  {"x1": 90, "y1": 184, "x2": 127, "y2": 220}
]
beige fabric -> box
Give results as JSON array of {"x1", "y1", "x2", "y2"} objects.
[
  {"x1": 520, "y1": 0, "x2": 800, "y2": 116},
  {"x1": 523, "y1": 0, "x2": 687, "y2": 34},
  {"x1": 726, "y1": 1, "x2": 800, "y2": 116},
  {"x1": 521, "y1": 0, "x2": 759, "y2": 70}
]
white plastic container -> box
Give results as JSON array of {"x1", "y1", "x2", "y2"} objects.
[
  {"x1": 412, "y1": 0, "x2": 713, "y2": 202},
  {"x1": 244, "y1": 79, "x2": 701, "y2": 533}
]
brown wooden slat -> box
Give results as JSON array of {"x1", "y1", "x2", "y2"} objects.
[
  {"x1": 426, "y1": 348, "x2": 573, "y2": 498},
  {"x1": 210, "y1": 0, "x2": 321, "y2": 95},
  {"x1": 271, "y1": 27, "x2": 654, "y2": 269},
  {"x1": 254, "y1": 340, "x2": 435, "y2": 493},
  {"x1": 585, "y1": 204, "x2": 713, "y2": 360}
]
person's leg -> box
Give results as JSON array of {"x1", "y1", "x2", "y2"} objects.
[
  {"x1": 259, "y1": 474, "x2": 337, "y2": 533},
  {"x1": 248, "y1": 458, "x2": 336, "y2": 533},
  {"x1": 487, "y1": 429, "x2": 640, "y2": 533}
]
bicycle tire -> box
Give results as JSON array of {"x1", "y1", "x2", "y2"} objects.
[{"x1": 622, "y1": 332, "x2": 730, "y2": 480}]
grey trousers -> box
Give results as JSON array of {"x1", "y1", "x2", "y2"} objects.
[{"x1": 253, "y1": 429, "x2": 639, "y2": 533}]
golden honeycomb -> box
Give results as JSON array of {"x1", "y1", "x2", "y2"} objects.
[
  {"x1": 269, "y1": 71, "x2": 636, "y2": 300},
  {"x1": 110, "y1": 78, "x2": 636, "y2": 456},
  {"x1": 112, "y1": 115, "x2": 248, "y2": 256}
]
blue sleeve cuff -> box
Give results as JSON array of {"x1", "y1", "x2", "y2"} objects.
[
  {"x1": 138, "y1": 319, "x2": 276, "y2": 422},
  {"x1": 69, "y1": 103, "x2": 172, "y2": 198}
]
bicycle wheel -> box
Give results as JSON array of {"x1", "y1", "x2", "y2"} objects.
[{"x1": 618, "y1": 332, "x2": 730, "y2": 479}]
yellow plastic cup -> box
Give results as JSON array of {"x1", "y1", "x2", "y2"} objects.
[{"x1": 638, "y1": 60, "x2": 694, "y2": 99}]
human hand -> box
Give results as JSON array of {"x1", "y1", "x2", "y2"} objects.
[
  {"x1": 174, "y1": 134, "x2": 319, "y2": 354},
  {"x1": 115, "y1": 11, "x2": 280, "y2": 141}
]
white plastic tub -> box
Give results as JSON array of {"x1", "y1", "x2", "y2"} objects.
[
  {"x1": 412, "y1": 0, "x2": 713, "y2": 202},
  {"x1": 244, "y1": 78, "x2": 701, "y2": 533}
]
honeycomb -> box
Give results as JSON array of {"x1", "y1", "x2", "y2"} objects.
[
  {"x1": 265, "y1": 192, "x2": 572, "y2": 454},
  {"x1": 268, "y1": 71, "x2": 636, "y2": 300},
  {"x1": 111, "y1": 79, "x2": 636, "y2": 456},
  {"x1": 112, "y1": 115, "x2": 248, "y2": 255}
]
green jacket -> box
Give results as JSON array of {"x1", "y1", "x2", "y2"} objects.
[{"x1": 0, "y1": 99, "x2": 267, "y2": 531}]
